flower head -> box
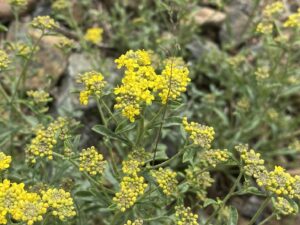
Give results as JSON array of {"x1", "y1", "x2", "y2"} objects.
[
  {"x1": 284, "y1": 9, "x2": 300, "y2": 28},
  {"x1": 0, "y1": 152, "x2": 11, "y2": 171},
  {"x1": 8, "y1": 0, "x2": 27, "y2": 7},
  {"x1": 236, "y1": 144, "x2": 266, "y2": 178},
  {"x1": 114, "y1": 50, "x2": 157, "y2": 122},
  {"x1": 175, "y1": 205, "x2": 199, "y2": 225},
  {"x1": 31, "y1": 16, "x2": 58, "y2": 32},
  {"x1": 273, "y1": 197, "x2": 297, "y2": 216},
  {"x1": 263, "y1": 2, "x2": 284, "y2": 17},
  {"x1": 84, "y1": 27, "x2": 103, "y2": 44},
  {"x1": 52, "y1": 0, "x2": 71, "y2": 11},
  {"x1": 124, "y1": 219, "x2": 143, "y2": 225},
  {"x1": 183, "y1": 117, "x2": 215, "y2": 149},
  {"x1": 154, "y1": 57, "x2": 190, "y2": 104},
  {"x1": 79, "y1": 146, "x2": 106, "y2": 176},
  {"x1": 42, "y1": 188, "x2": 76, "y2": 220},
  {"x1": 0, "y1": 50, "x2": 10, "y2": 71},
  {"x1": 77, "y1": 71, "x2": 106, "y2": 105},
  {"x1": 151, "y1": 168, "x2": 178, "y2": 196},
  {"x1": 113, "y1": 175, "x2": 147, "y2": 212},
  {"x1": 200, "y1": 149, "x2": 229, "y2": 168}
]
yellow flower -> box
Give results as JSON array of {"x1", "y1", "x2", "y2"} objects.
[
  {"x1": 273, "y1": 197, "x2": 297, "y2": 215},
  {"x1": 52, "y1": 0, "x2": 70, "y2": 11},
  {"x1": 31, "y1": 16, "x2": 58, "y2": 31},
  {"x1": 284, "y1": 8, "x2": 300, "y2": 28},
  {"x1": 13, "y1": 192, "x2": 47, "y2": 225},
  {"x1": 84, "y1": 27, "x2": 103, "y2": 44},
  {"x1": 154, "y1": 57, "x2": 190, "y2": 104},
  {"x1": 8, "y1": 0, "x2": 27, "y2": 7},
  {"x1": 77, "y1": 71, "x2": 106, "y2": 105},
  {"x1": 114, "y1": 50, "x2": 157, "y2": 122},
  {"x1": 26, "y1": 117, "x2": 73, "y2": 163},
  {"x1": 254, "y1": 66, "x2": 270, "y2": 81},
  {"x1": 256, "y1": 22, "x2": 273, "y2": 34},
  {"x1": 0, "y1": 50, "x2": 10, "y2": 71},
  {"x1": 201, "y1": 149, "x2": 229, "y2": 168},
  {"x1": 186, "y1": 167, "x2": 214, "y2": 201},
  {"x1": 151, "y1": 168, "x2": 178, "y2": 196},
  {"x1": 27, "y1": 90, "x2": 51, "y2": 104},
  {"x1": 236, "y1": 144, "x2": 266, "y2": 178},
  {"x1": 113, "y1": 175, "x2": 147, "y2": 212},
  {"x1": 42, "y1": 188, "x2": 76, "y2": 220},
  {"x1": 8, "y1": 42, "x2": 31, "y2": 56},
  {"x1": 182, "y1": 117, "x2": 215, "y2": 149},
  {"x1": 175, "y1": 205, "x2": 199, "y2": 225},
  {"x1": 263, "y1": 2, "x2": 284, "y2": 17},
  {"x1": 0, "y1": 152, "x2": 11, "y2": 171},
  {"x1": 79, "y1": 146, "x2": 106, "y2": 176},
  {"x1": 124, "y1": 219, "x2": 143, "y2": 225}
]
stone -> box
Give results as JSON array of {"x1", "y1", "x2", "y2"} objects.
[
  {"x1": 191, "y1": 7, "x2": 226, "y2": 25},
  {"x1": 0, "y1": 0, "x2": 37, "y2": 21}
]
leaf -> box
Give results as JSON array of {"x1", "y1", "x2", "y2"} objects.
[
  {"x1": 92, "y1": 125, "x2": 131, "y2": 146},
  {"x1": 182, "y1": 148, "x2": 196, "y2": 163},
  {"x1": 280, "y1": 85, "x2": 300, "y2": 97},
  {"x1": 203, "y1": 199, "x2": 217, "y2": 207},
  {"x1": 163, "y1": 116, "x2": 183, "y2": 128},
  {"x1": 155, "y1": 144, "x2": 169, "y2": 160},
  {"x1": 227, "y1": 206, "x2": 238, "y2": 225},
  {"x1": 212, "y1": 107, "x2": 229, "y2": 126},
  {"x1": 115, "y1": 120, "x2": 136, "y2": 134}
]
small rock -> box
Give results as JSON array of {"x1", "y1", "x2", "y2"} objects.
[
  {"x1": 0, "y1": 0, "x2": 36, "y2": 21},
  {"x1": 191, "y1": 7, "x2": 226, "y2": 25},
  {"x1": 7, "y1": 22, "x2": 68, "y2": 89},
  {"x1": 220, "y1": 0, "x2": 255, "y2": 46}
]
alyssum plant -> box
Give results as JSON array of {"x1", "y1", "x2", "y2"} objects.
[{"x1": 1, "y1": 3, "x2": 300, "y2": 225}]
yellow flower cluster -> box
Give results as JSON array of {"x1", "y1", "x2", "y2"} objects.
[
  {"x1": 254, "y1": 67, "x2": 270, "y2": 81},
  {"x1": 26, "y1": 117, "x2": 72, "y2": 163},
  {"x1": 122, "y1": 159, "x2": 141, "y2": 175},
  {"x1": 155, "y1": 57, "x2": 190, "y2": 104},
  {"x1": 52, "y1": 0, "x2": 70, "y2": 11},
  {"x1": 114, "y1": 50, "x2": 157, "y2": 122},
  {"x1": 259, "y1": 166, "x2": 295, "y2": 197},
  {"x1": 124, "y1": 219, "x2": 143, "y2": 225},
  {"x1": 77, "y1": 71, "x2": 106, "y2": 105},
  {"x1": 175, "y1": 205, "x2": 199, "y2": 225},
  {"x1": 263, "y1": 1, "x2": 284, "y2": 17},
  {"x1": 182, "y1": 117, "x2": 215, "y2": 149},
  {"x1": 113, "y1": 175, "x2": 147, "y2": 212},
  {"x1": 256, "y1": 22, "x2": 273, "y2": 34},
  {"x1": 0, "y1": 179, "x2": 47, "y2": 225},
  {"x1": 27, "y1": 90, "x2": 51, "y2": 104},
  {"x1": 56, "y1": 37, "x2": 74, "y2": 51},
  {"x1": 236, "y1": 144, "x2": 266, "y2": 178},
  {"x1": 284, "y1": 9, "x2": 300, "y2": 28},
  {"x1": 79, "y1": 146, "x2": 106, "y2": 176},
  {"x1": 84, "y1": 27, "x2": 103, "y2": 44},
  {"x1": 41, "y1": 188, "x2": 76, "y2": 220},
  {"x1": 114, "y1": 50, "x2": 190, "y2": 122},
  {"x1": 186, "y1": 167, "x2": 214, "y2": 200},
  {"x1": 31, "y1": 16, "x2": 58, "y2": 31},
  {"x1": 201, "y1": 149, "x2": 229, "y2": 168},
  {"x1": 0, "y1": 50, "x2": 10, "y2": 71},
  {"x1": 273, "y1": 197, "x2": 296, "y2": 216},
  {"x1": 151, "y1": 168, "x2": 178, "y2": 196},
  {"x1": 8, "y1": 42, "x2": 31, "y2": 56},
  {"x1": 0, "y1": 152, "x2": 11, "y2": 171},
  {"x1": 122, "y1": 148, "x2": 150, "y2": 175},
  {"x1": 0, "y1": 180, "x2": 76, "y2": 225},
  {"x1": 8, "y1": 0, "x2": 27, "y2": 7}
]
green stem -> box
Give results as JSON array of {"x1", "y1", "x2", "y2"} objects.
[
  {"x1": 101, "y1": 99, "x2": 118, "y2": 124},
  {"x1": 204, "y1": 170, "x2": 243, "y2": 225},
  {"x1": 135, "y1": 117, "x2": 144, "y2": 146},
  {"x1": 248, "y1": 196, "x2": 272, "y2": 225},
  {"x1": 143, "y1": 216, "x2": 174, "y2": 222},
  {"x1": 257, "y1": 213, "x2": 275, "y2": 225},
  {"x1": 151, "y1": 147, "x2": 186, "y2": 169},
  {"x1": 96, "y1": 97, "x2": 107, "y2": 127}
]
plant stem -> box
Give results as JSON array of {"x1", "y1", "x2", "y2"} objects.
[
  {"x1": 135, "y1": 117, "x2": 144, "y2": 146},
  {"x1": 101, "y1": 99, "x2": 118, "y2": 124},
  {"x1": 257, "y1": 213, "x2": 275, "y2": 225},
  {"x1": 151, "y1": 147, "x2": 186, "y2": 169},
  {"x1": 248, "y1": 196, "x2": 272, "y2": 225},
  {"x1": 96, "y1": 97, "x2": 108, "y2": 127},
  {"x1": 204, "y1": 170, "x2": 243, "y2": 225}
]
